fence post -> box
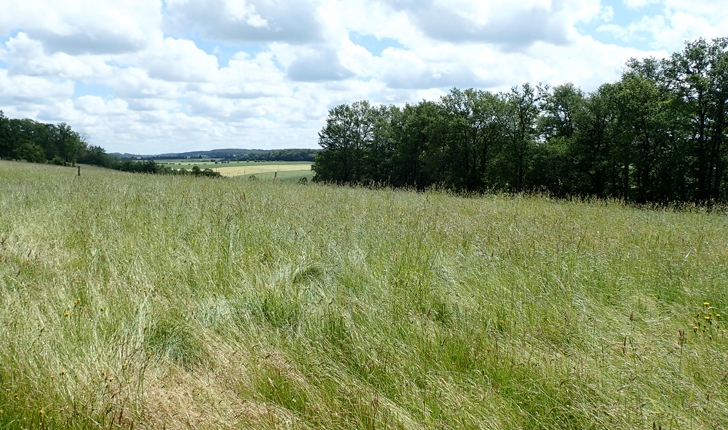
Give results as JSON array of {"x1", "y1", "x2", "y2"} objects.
[{"x1": 78, "y1": 166, "x2": 81, "y2": 176}]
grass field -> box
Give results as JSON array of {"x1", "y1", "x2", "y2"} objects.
[
  {"x1": 1, "y1": 160, "x2": 727, "y2": 429},
  {"x1": 154, "y1": 160, "x2": 313, "y2": 178}
]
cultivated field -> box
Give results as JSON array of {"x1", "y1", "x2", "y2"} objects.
[
  {"x1": 1, "y1": 160, "x2": 727, "y2": 429},
  {"x1": 217, "y1": 163, "x2": 312, "y2": 178},
  {"x1": 155, "y1": 160, "x2": 313, "y2": 178}
]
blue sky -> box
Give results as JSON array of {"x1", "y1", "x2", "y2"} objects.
[{"x1": 0, "y1": 0, "x2": 725, "y2": 154}]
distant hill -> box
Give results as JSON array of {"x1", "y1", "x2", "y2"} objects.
[{"x1": 111, "y1": 148, "x2": 319, "y2": 161}]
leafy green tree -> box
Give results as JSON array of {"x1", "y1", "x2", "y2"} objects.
[
  {"x1": 661, "y1": 38, "x2": 728, "y2": 203},
  {"x1": 436, "y1": 88, "x2": 508, "y2": 191},
  {"x1": 500, "y1": 83, "x2": 543, "y2": 192},
  {"x1": 78, "y1": 145, "x2": 117, "y2": 168},
  {"x1": 313, "y1": 101, "x2": 376, "y2": 184},
  {"x1": 310, "y1": 38, "x2": 728, "y2": 204},
  {"x1": 0, "y1": 110, "x2": 11, "y2": 159},
  {"x1": 361, "y1": 105, "x2": 397, "y2": 185},
  {"x1": 16, "y1": 141, "x2": 46, "y2": 163},
  {"x1": 389, "y1": 101, "x2": 439, "y2": 189},
  {"x1": 532, "y1": 83, "x2": 587, "y2": 196},
  {"x1": 54, "y1": 123, "x2": 87, "y2": 165},
  {"x1": 570, "y1": 85, "x2": 619, "y2": 198}
]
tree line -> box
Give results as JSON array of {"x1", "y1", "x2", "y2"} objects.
[
  {"x1": 0, "y1": 114, "x2": 221, "y2": 177},
  {"x1": 0, "y1": 113, "x2": 89, "y2": 166},
  {"x1": 235, "y1": 148, "x2": 318, "y2": 162},
  {"x1": 312, "y1": 38, "x2": 728, "y2": 205}
]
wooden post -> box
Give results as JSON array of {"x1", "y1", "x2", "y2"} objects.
[{"x1": 78, "y1": 166, "x2": 81, "y2": 177}]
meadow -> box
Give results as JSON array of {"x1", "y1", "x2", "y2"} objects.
[{"x1": 1, "y1": 160, "x2": 727, "y2": 429}]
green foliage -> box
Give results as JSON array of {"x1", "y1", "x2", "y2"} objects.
[
  {"x1": 50, "y1": 155, "x2": 66, "y2": 166},
  {"x1": 235, "y1": 148, "x2": 319, "y2": 162},
  {"x1": 0, "y1": 115, "x2": 90, "y2": 165},
  {"x1": 314, "y1": 37, "x2": 728, "y2": 205}
]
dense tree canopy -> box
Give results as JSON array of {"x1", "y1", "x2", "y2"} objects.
[
  {"x1": 0, "y1": 113, "x2": 88, "y2": 165},
  {"x1": 313, "y1": 37, "x2": 728, "y2": 205}
]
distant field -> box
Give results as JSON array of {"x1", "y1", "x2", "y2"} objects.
[
  {"x1": 1, "y1": 160, "x2": 727, "y2": 429},
  {"x1": 234, "y1": 169, "x2": 315, "y2": 182},
  {"x1": 216, "y1": 163, "x2": 312, "y2": 177},
  {"x1": 155, "y1": 160, "x2": 313, "y2": 177}
]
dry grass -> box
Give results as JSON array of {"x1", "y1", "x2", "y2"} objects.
[
  {"x1": 1, "y1": 159, "x2": 727, "y2": 429},
  {"x1": 213, "y1": 163, "x2": 312, "y2": 177}
]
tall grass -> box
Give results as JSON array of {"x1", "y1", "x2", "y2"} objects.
[{"x1": 1, "y1": 160, "x2": 727, "y2": 429}]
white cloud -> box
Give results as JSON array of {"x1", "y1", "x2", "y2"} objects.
[
  {"x1": 287, "y1": 47, "x2": 355, "y2": 82},
  {"x1": 2, "y1": 33, "x2": 114, "y2": 80},
  {"x1": 75, "y1": 96, "x2": 129, "y2": 115},
  {"x1": 371, "y1": 0, "x2": 605, "y2": 49},
  {"x1": 164, "y1": 0, "x2": 322, "y2": 44},
  {"x1": 140, "y1": 37, "x2": 219, "y2": 83},
  {"x1": 596, "y1": 0, "x2": 728, "y2": 52},
  {"x1": 0, "y1": 0, "x2": 163, "y2": 54},
  {"x1": 106, "y1": 67, "x2": 183, "y2": 100},
  {"x1": 0, "y1": 69, "x2": 74, "y2": 104},
  {"x1": 0, "y1": 0, "x2": 725, "y2": 154},
  {"x1": 623, "y1": 0, "x2": 661, "y2": 8}
]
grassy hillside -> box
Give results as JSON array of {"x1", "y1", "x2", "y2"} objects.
[{"x1": 1, "y1": 160, "x2": 727, "y2": 429}]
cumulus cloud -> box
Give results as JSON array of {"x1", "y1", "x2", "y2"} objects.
[
  {"x1": 623, "y1": 0, "x2": 661, "y2": 8},
  {"x1": 597, "y1": 0, "x2": 727, "y2": 50},
  {"x1": 106, "y1": 67, "x2": 183, "y2": 100},
  {"x1": 0, "y1": 69, "x2": 74, "y2": 104},
  {"x1": 75, "y1": 96, "x2": 129, "y2": 115},
  {"x1": 2, "y1": 33, "x2": 114, "y2": 80},
  {"x1": 287, "y1": 47, "x2": 355, "y2": 82},
  {"x1": 0, "y1": 0, "x2": 725, "y2": 154},
  {"x1": 378, "y1": 48, "x2": 485, "y2": 89},
  {"x1": 0, "y1": 0, "x2": 162, "y2": 54},
  {"x1": 199, "y1": 51, "x2": 291, "y2": 98},
  {"x1": 165, "y1": 0, "x2": 322, "y2": 44},
  {"x1": 377, "y1": 0, "x2": 589, "y2": 49},
  {"x1": 140, "y1": 37, "x2": 219, "y2": 83}
]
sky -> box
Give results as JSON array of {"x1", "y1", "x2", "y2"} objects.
[{"x1": 0, "y1": 0, "x2": 726, "y2": 154}]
